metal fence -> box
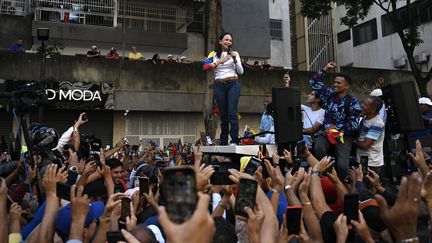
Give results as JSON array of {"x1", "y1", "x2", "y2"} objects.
[
  {"x1": 33, "y1": 0, "x2": 116, "y2": 26},
  {"x1": 31, "y1": 0, "x2": 197, "y2": 32},
  {"x1": 0, "y1": 0, "x2": 28, "y2": 16},
  {"x1": 307, "y1": 14, "x2": 335, "y2": 71},
  {"x1": 118, "y1": 1, "x2": 193, "y2": 33}
]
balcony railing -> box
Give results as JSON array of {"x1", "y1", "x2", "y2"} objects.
[{"x1": 31, "y1": 0, "x2": 199, "y2": 33}]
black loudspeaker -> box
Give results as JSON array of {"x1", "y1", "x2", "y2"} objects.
[
  {"x1": 382, "y1": 81, "x2": 424, "y2": 133},
  {"x1": 272, "y1": 87, "x2": 303, "y2": 144}
]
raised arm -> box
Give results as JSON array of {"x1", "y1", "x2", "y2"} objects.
[
  {"x1": 0, "y1": 178, "x2": 8, "y2": 243},
  {"x1": 308, "y1": 62, "x2": 336, "y2": 103}
]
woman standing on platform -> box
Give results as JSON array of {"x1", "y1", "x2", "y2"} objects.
[{"x1": 203, "y1": 33, "x2": 244, "y2": 145}]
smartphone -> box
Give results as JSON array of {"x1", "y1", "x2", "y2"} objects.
[
  {"x1": 286, "y1": 206, "x2": 303, "y2": 234},
  {"x1": 161, "y1": 167, "x2": 197, "y2": 223},
  {"x1": 139, "y1": 177, "x2": 150, "y2": 195},
  {"x1": 52, "y1": 158, "x2": 63, "y2": 170},
  {"x1": 243, "y1": 157, "x2": 260, "y2": 176},
  {"x1": 66, "y1": 170, "x2": 79, "y2": 186},
  {"x1": 344, "y1": 193, "x2": 359, "y2": 222},
  {"x1": 262, "y1": 144, "x2": 267, "y2": 157},
  {"x1": 106, "y1": 231, "x2": 125, "y2": 243},
  {"x1": 360, "y1": 156, "x2": 368, "y2": 175},
  {"x1": 56, "y1": 182, "x2": 72, "y2": 201},
  {"x1": 206, "y1": 136, "x2": 213, "y2": 145},
  {"x1": 210, "y1": 171, "x2": 235, "y2": 185},
  {"x1": 234, "y1": 178, "x2": 258, "y2": 218},
  {"x1": 63, "y1": 144, "x2": 75, "y2": 158},
  {"x1": 296, "y1": 140, "x2": 306, "y2": 156},
  {"x1": 120, "y1": 197, "x2": 131, "y2": 221}
]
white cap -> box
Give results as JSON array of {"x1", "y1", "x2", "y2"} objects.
[
  {"x1": 91, "y1": 45, "x2": 97, "y2": 49},
  {"x1": 370, "y1": 89, "x2": 383, "y2": 97},
  {"x1": 419, "y1": 97, "x2": 432, "y2": 106},
  {"x1": 167, "y1": 54, "x2": 173, "y2": 58},
  {"x1": 180, "y1": 56, "x2": 186, "y2": 60}
]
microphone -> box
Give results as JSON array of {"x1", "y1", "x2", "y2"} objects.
[{"x1": 227, "y1": 45, "x2": 232, "y2": 54}]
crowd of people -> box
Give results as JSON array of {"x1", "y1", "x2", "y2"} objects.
[
  {"x1": 4, "y1": 32, "x2": 432, "y2": 243},
  {"x1": 0, "y1": 108, "x2": 431, "y2": 243}
]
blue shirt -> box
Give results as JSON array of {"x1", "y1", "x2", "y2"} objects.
[
  {"x1": 308, "y1": 69, "x2": 361, "y2": 135},
  {"x1": 9, "y1": 43, "x2": 24, "y2": 54},
  {"x1": 260, "y1": 113, "x2": 273, "y2": 132}
]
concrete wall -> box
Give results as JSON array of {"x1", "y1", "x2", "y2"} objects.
[
  {"x1": 0, "y1": 15, "x2": 33, "y2": 50},
  {"x1": 0, "y1": 51, "x2": 426, "y2": 109},
  {"x1": 268, "y1": 0, "x2": 292, "y2": 68},
  {"x1": 335, "y1": 3, "x2": 432, "y2": 71}
]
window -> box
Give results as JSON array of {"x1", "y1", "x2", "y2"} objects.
[
  {"x1": 381, "y1": 0, "x2": 432, "y2": 37},
  {"x1": 337, "y1": 29, "x2": 351, "y2": 43},
  {"x1": 270, "y1": 19, "x2": 283, "y2": 40},
  {"x1": 353, "y1": 18, "x2": 377, "y2": 46}
]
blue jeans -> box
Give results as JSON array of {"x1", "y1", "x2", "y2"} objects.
[{"x1": 214, "y1": 80, "x2": 240, "y2": 145}]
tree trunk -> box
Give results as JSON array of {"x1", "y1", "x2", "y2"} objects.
[
  {"x1": 417, "y1": 77, "x2": 429, "y2": 97},
  {"x1": 203, "y1": 0, "x2": 222, "y2": 139}
]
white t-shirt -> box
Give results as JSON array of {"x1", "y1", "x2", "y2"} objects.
[
  {"x1": 255, "y1": 123, "x2": 275, "y2": 144},
  {"x1": 356, "y1": 115, "x2": 385, "y2": 167},
  {"x1": 301, "y1": 105, "x2": 325, "y2": 148},
  {"x1": 214, "y1": 51, "x2": 244, "y2": 80}
]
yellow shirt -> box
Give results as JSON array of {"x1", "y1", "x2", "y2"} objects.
[
  {"x1": 9, "y1": 233, "x2": 22, "y2": 243},
  {"x1": 128, "y1": 52, "x2": 143, "y2": 60}
]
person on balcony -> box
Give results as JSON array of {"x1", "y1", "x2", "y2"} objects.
[
  {"x1": 9, "y1": 37, "x2": 25, "y2": 54},
  {"x1": 128, "y1": 46, "x2": 144, "y2": 60}
]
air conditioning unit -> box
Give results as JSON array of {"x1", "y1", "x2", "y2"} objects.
[
  {"x1": 414, "y1": 52, "x2": 429, "y2": 64},
  {"x1": 393, "y1": 58, "x2": 407, "y2": 68}
]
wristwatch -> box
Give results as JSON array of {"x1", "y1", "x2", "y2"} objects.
[
  {"x1": 271, "y1": 188, "x2": 279, "y2": 193},
  {"x1": 69, "y1": 166, "x2": 77, "y2": 172},
  {"x1": 311, "y1": 170, "x2": 322, "y2": 177}
]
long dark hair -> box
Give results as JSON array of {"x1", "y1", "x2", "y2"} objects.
[{"x1": 215, "y1": 32, "x2": 232, "y2": 58}]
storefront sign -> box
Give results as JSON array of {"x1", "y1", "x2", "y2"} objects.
[{"x1": 46, "y1": 89, "x2": 102, "y2": 101}]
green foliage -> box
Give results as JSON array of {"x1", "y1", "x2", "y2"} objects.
[
  {"x1": 299, "y1": 0, "x2": 332, "y2": 20},
  {"x1": 404, "y1": 26, "x2": 423, "y2": 48},
  {"x1": 34, "y1": 39, "x2": 64, "y2": 57},
  {"x1": 300, "y1": 0, "x2": 374, "y2": 27}
]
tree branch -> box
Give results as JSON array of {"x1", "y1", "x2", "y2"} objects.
[{"x1": 373, "y1": 0, "x2": 389, "y2": 13}]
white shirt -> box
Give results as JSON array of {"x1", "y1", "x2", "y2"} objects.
[
  {"x1": 214, "y1": 51, "x2": 244, "y2": 80},
  {"x1": 301, "y1": 105, "x2": 325, "y2": 148},
  {"x1": 255, "y1": 123, "x2": 275, "y2": 144},
  {"x1": 53, "y1": 125, "x2": 74, "y2": 152},
  {"x1": 379, "y1": 104, "x2": 387, "y2": 124}
]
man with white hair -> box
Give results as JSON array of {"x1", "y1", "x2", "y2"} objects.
[
  {"x1": 409, "y1": 97, "x2": 432, "y2": 138},
  {"x1": 370, "y1": 89, "x2": 387, "y2": 124}
]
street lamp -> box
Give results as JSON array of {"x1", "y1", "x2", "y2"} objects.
[{"x1": 37, "y1": 28, "x2": 49, "y2": 81}]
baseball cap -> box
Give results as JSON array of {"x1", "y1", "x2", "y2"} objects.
[
  {"x1": 91, "y1": 45, "x2": 97, "y2": 49},
  {"x1": 419, "y1": 97, "x2": 432, "y2": 106},
  {"x1": 370, "y1": 89, "x2": 383, "y2": 97},
  {"x1": 167, "y1": 54, "x2": 173, "y2": 58},
  {"x1": 111, "y1": 47, "x2": 116, "y2": 51},
  {"x1": 180, "y1": 56, "x2": 186, "y2": 60}
]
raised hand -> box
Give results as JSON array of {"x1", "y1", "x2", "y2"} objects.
[
  {"x1": 324, "y1": 62, "x2": 337, "y2": 71},
  {"x1": 158, "y1": 192, "x2": 215, "y2": 243},
  {"x1": 375, "y1": 173, "x2": 422, "y2": 241}
]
